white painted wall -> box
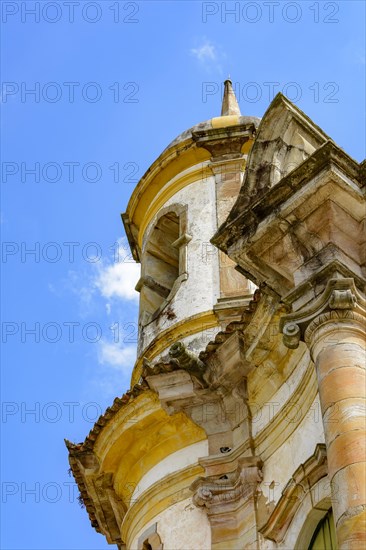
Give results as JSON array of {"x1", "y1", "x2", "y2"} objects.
[{"x1": 138, "y1": 172, "x2": 221, "y2": 356}]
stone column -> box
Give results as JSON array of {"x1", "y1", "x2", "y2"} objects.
[
  {"x1": 282, "y1": 283, "x2": 366, "y2": 549},
  {"x1": 305, "y1": 309, "x2": 366, "y2": 549}
]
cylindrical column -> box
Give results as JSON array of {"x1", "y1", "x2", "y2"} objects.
[{"x1": 305, "y1": 310, "x2": 366, "y2": 549}]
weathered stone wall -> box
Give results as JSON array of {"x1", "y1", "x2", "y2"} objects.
[{"x1": 138, "y1": 173, "x2": 220, "y2": 357}]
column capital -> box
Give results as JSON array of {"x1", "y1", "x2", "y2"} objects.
[{"x1": 280, "y1": 278, "x2": 366, "y2": 350}]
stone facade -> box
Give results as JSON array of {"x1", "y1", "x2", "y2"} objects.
[{"x1": 67, "y1": 82, "x2": 366, "y2": 549}]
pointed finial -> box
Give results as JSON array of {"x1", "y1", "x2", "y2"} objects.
[{"x1": 221, "y1": 79, "x2": 241, "y2": 116}]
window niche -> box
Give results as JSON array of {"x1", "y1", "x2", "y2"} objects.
[
  {"x1": 136, "y1": 205, "x2": 191, "y2": 326},
  {"x1": 138, "y1": 523, "x2": 163, "y2": 550}
]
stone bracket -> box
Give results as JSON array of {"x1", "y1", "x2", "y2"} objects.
[
  {"x1": 143, "y1": 342, "x2": 206, "y2": 386},
  {"x1": 280, "y1": 278, "x2": 365, "y2": 349},
  {"x1": 190, "y1": 456, "x2": 263, "y2": 510}
]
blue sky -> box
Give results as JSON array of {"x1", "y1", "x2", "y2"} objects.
[{"x1": 1, "y1": 1, "x2": 365, "y2": 548}]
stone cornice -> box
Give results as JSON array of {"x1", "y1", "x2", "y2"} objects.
[
  {"x1": 66, "y1": 448, "x2": 101, "y2": 534},
  {"x1": 66, "y1": 452, "x2": 126, "y2": 546},
  {"x1": 65, "y1": 383, "x2": 150, "y2": 540},
  {"x1": 213, "y1": 140, "x2": 362, "y2": 254},
  {"x1": 140, "y1": 291, "x2": 262, "y2": 389},
  {"x1": 65, "y1": 291, "x2": 261, "y2": 538},
  {"x1": 65, "y1": 383, "x2": 149, "y2": 454},
  {"x1": 66, "y1": 385, "x2": 207, "y2": 544},
  {"x1": 192, "y1": 122, "x2": 256, "y2": 159},
  {"x1": 143, "y1": 290, "x2": 261, "y2": 391}
]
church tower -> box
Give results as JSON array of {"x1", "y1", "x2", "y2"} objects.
[
  {"x1": 66, "y1": 84, "x2": 366, "y2": 550},
  {"x1": 122, "y1": 79, "x2": 259, "y2": 387}
]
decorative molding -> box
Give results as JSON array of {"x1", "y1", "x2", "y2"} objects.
[
  {"x1": 190, "y1": 456, "x2": 263, "y2": 545},
  {"x1": 191, "y1": 457, "x2": 262, "y2": 509},
  {"x1": 280, "y1": 278, "x2": 366, "y2": 349},
  {"x1": 283, "y1": 322, "x2": 301, "y2": 349},
  {"x1": 304, "y1": 309, "x2": 366, "y2": 346},
  {"x1": 65, "y1": 383, "x2": 151, "y2": 539},
  {"x1": 329, "y1": 289, "x2": 356, "y2": 309}
]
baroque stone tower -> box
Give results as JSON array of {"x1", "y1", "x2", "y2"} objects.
[{"x1": 66, "y1": 83, "x2": 366, "y2": 550}]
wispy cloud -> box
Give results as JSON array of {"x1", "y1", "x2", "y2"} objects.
[
  {"x1": 54, "y1": 236, "x2": 140, "y2": 398},
  {"x1": 55, "y1": 237, "x2": 140, "y2": 317},
  {"x1": 98, "y1": 340, "x2": 136, "y2": 368},
  {"x1": 191, "y1": 40, "x2": 217, "y2": 63},
  {"x1": 190, "y1": 38, "x2": 225, "y2": 74}
]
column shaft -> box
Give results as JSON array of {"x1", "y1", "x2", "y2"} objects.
[{"x1": 306, "y1": 314, "x2": 366, "y2": 549}]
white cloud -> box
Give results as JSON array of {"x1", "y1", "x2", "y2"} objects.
[
  {"x1": 94, "y1": 238, "x2": 140, "y2": 302},
  {"x1": 95, "y1": 260, "x2": 139, "y2": 301},
  {"x1": 98, "y1": 340, "x2": 136, "y2": 369},
  {"x1": 48, "y1": 235, "x2": 139, "y2": 324},
  {"x1": 191, "y1": 40, "x2": 217, "y2": 63},
  {"x1": 56, "y1": 237, "x2": 140, "y2": 400}
]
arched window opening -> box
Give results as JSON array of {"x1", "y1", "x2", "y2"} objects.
[
  {"x1": 136, "y1": 206, "x2": 191, "y2": 325},
  {"x1": 138, "y1": 523, "x2": 163, "y2": 550},
  {"x1": 146, "y1": 211, "x2": 180, "y2": 298},
  {"x1": 309, "y1": 509, "x2": 337, "y2": 550},
  {"x1": 138, "y1": 212, "x2": 179, "y2": 322}
]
